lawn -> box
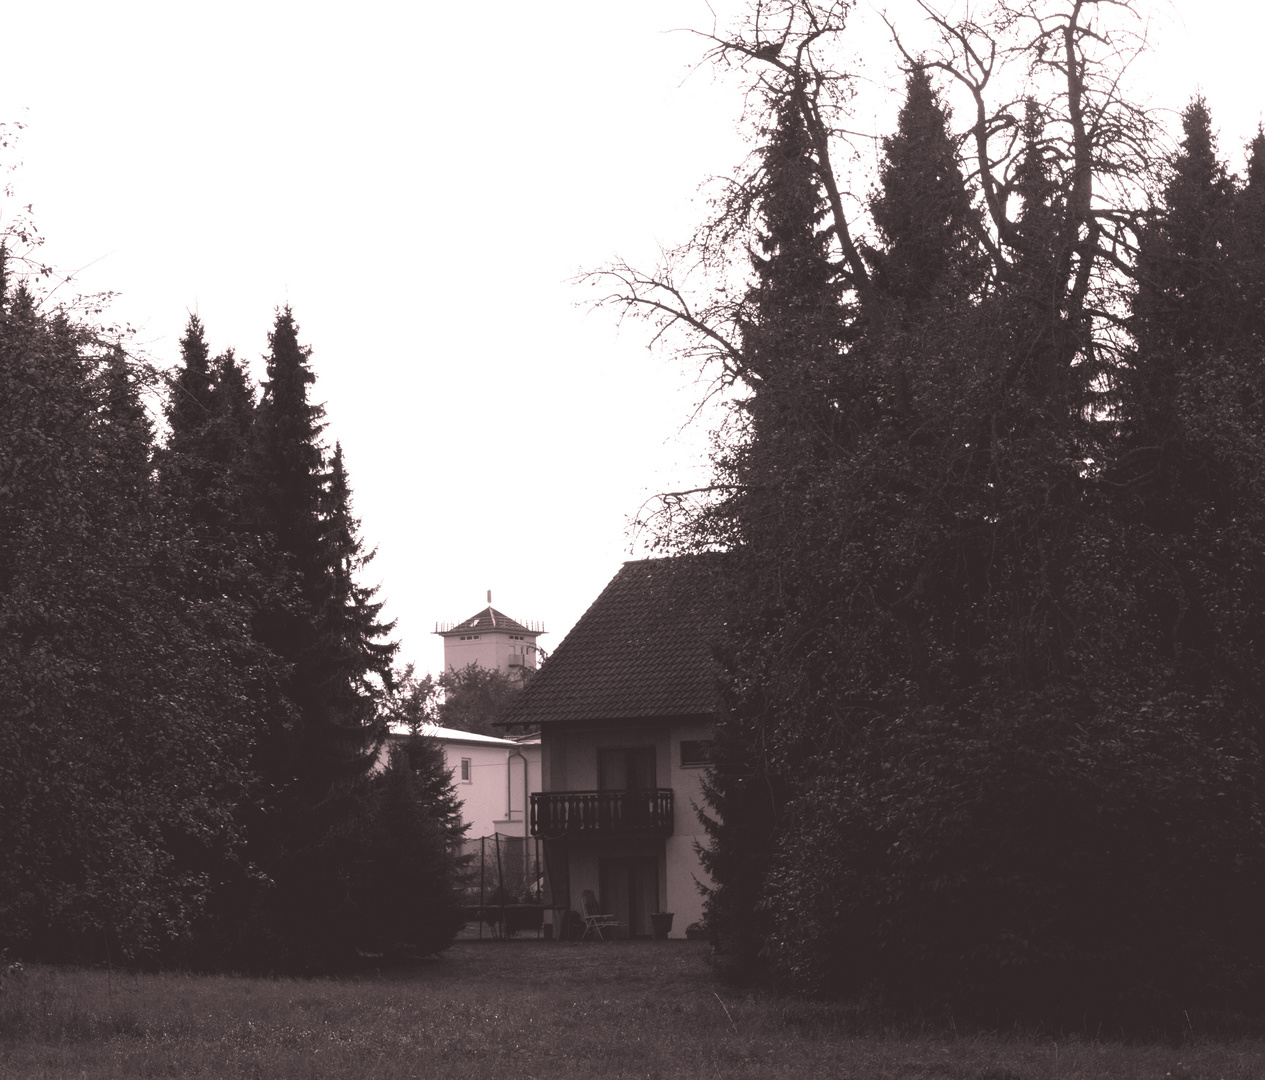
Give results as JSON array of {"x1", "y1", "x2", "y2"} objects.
[{"x1": 1, "y1": 941, "x2": 1262, "y2": 1079}]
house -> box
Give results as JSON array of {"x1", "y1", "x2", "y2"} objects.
[
  {"x1": 384, "y1": 723, "x2": 541, "y2": 839},
  {"x1": 499, "y1": 557, "x2": 722, "y2": 939}
]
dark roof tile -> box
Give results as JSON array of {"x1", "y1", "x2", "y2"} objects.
[{"x1": 501, "y1": 556, "x2": 723, "y2": 726}]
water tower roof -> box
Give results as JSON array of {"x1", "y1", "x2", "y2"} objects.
[{"x1": 435, "y1": 606, "x2": 543, "y2": 637}]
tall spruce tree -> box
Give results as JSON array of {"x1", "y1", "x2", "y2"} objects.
[
  {"x1": 253, "y1": 306, "x2": 326, "y2": 581},
  {"x1": 166, "y1": 315, "x2": 214, "y2": 456},
  {"x1": 243, "y1": 307, "x2": 400, "y2": 963},
  {"x1": 316, "y1": 442, "x2": 395, "y2": 785},
  {"x1": 202, "y1": 348, "x2": 257, "y2": 535},
  {"x1": 868, "y1": 64, "x2": 976, "y2": 309},
  {"x1": 1122, "y1": 97, "x2": 1237, "y2": 523},
  {"x1": 160, "y1": 314, "x2": 219, "y2": 526},
  {"x1": 1116, "y1": 97, "x2": 1265, "y2": 733},
  {"x1": 1237, "y1": 128, "x2": 1265, "y2": 344},
  {"x1": 700, "y1": 91, "x2": 850, "y2": 980}
]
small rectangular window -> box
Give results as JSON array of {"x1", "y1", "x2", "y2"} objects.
[
  {"x1": 680, "y1": 740, "x2": 714, "y2": 768},
  {"x1": 460, "y1": 758, "x2": 472, "y2": 783}
]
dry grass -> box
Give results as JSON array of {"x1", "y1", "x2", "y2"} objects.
[{"x1": 1, "y1": 942, "x2": 1263, "y2": 1078}]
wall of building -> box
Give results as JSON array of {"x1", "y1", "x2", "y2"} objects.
[
  {"x1": 383, "y1": 732, "x2": 541, "y2": 840},
  {"x1": 664, "y1": 716, "x2": 713, "y2": 933},
  {"x1": 447, "y1": 741, "x2": 528, "y2": 838},
  {"x1": 492, "y1": 745, "x2": 542, "y2": 836},
  {"x1": 443, "y1": 632, "x2": 538, "y2": 674},
  {"x1": 540, "y1": 717, "x2": 712, "y2": 937}
]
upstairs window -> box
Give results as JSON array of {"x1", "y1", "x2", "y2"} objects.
[
  {"x1": 460, "y1": 758, "x2": 472, "y2": 783},
  {"x1": 680, "y1": 740, "x2": 714, "y2": 768}
]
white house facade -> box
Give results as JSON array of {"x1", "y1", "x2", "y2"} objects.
[
  {"x1": 500, "y1": 557, "x2": 721, "y2": 939},
  {"x1": 383, "y1": 725, "x2": 541, "y2": 840}
]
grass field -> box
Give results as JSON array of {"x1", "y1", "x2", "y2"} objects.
[{"x1": 2, "y1": 941, "x2": 1264, "y2": 1079}]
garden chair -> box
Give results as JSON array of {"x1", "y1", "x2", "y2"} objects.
[{"x1": 579, "y1": 890, "x2": 624, "y2": 941}]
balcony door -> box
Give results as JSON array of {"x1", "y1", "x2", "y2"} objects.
[
  {"x1": 598, "y1": 747, "x2": 656, "y2": 791},
  {"x1": 599, "y1": 747, "x2": 656, "y2": 831},
  {"x1": 600, "y1": 856, "x2": 659, "y2": 938}
]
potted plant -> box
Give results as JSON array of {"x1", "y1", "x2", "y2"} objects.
[{"x1": 650, "y1": 911, "x2": 674, "y2": 940}]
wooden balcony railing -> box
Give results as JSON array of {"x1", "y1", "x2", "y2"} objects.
[{"x1": 530, "y1": 789, "x2": 674, "y2": 838}]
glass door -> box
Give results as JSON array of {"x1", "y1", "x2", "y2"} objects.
[{"x1": 599, "y1": 856, "x2": 659, "y2": 938}]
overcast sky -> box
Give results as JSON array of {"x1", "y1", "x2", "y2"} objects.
[{"x1": 2, "y1": 1, "x2": 1261, "y2": 676}]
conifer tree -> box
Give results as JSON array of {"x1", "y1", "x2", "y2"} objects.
[
  {"x1": 314, "y1": 442, "x2": 395, "y2": 788},
  {"x1": 701, "y1": 91, "x2": 848, "y2": 980},
  {"x1": 166, "y1": 314, "x2": 214, "y2": 456},
  {"x1": 201, "y1": 348, "x2": 257, "y2": 535},
  {"x1": 1237, "y1": 127, "x2": 1265, "y2": 344},
  {"x1": 209, "y1": 348, "x2": 254, "y2": 441},
  {"x1": 253, "y1": 306, "x2": 325, "y2": 579},
  {"x1": 1116, "y1": 97, "x2": 1265, "y2": 722},
  {"x1": 344, "y1": 743, "x2": 466, "y2": 956},
  {"x1": 242, "y1": 307, "x2": 401, "y2": 963},
  {"x1": 100, "y1": 345, "x2": 154, "y2": 496},
  {"x1": 160, "y1": 314, "x2": 219, "y2": 525},
  {"x1": 868, "y1": 65, "x2": 975, "y2": 308},
  {"x1": 1123, "y1": 97, "x2": 1236, "y2": 510},
  {"x1": 1003, "y1": 101, "x2": 1064, "y2": 342}
]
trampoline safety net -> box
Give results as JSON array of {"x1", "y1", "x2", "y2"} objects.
[{"x1": 459, "y1": 833, "x2": 554, "y2": 939}]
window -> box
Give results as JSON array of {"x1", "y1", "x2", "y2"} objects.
[
  {"x1": 680, "y1": 740, "x2": 713, "y2": 768},
  {"x1": 460, "y1": 757, "x2": 472, "y2": 783}
]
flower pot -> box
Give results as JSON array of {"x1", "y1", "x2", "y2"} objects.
[{"x1": 650, "y1": 912, "x2": 674, "y2": 940}]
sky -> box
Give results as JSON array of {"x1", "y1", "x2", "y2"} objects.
[{"x1": 2, "y1": 0, "x2": 1262, "y2": 677}]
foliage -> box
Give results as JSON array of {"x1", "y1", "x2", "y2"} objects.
[
  {"x1": 383, "y1": 662, "x2": 439, "y2": 731},
  {"x1": 436, "y1": 662, "x2": 532, "y2": 736},
  {"x1": 0, "y1": 256, "x2": 259, "y2": 962},
  {"x1": 866, "y1": 64, "x2": 978, "y2": 310},
  {"x1": 202, "y1": 308, "x2": 402, "y2": 968},
  {"x1": 0, "y1": 210, "x2": 460, "y2": 967},
  {"x1": 596, "y1": 0, "x2": 1265, "y2": 1025},
  {"x1": 391, "y1": 732, "x2": 468, "y2": 847},
  {"x1": 341, "y1": 743, "x2": 467, "y2": 956},
  {"x1": 383, "y1": 660, "x2": 532, "y2": 738},
  {"x1": 696, "y1": 93, "x2": 847, "y2": 980}
]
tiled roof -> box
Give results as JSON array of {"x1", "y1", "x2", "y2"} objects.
[
  {"x1": 436, "y1": 606, "x2": 538, "y2": 637},
  {"x1": 499, "y1": 556, "x2": 724, "y2": 726}
]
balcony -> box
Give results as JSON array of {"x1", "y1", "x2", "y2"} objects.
[{"x1": 531, "y1": 789, "x2": 674, "y2": 838}]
